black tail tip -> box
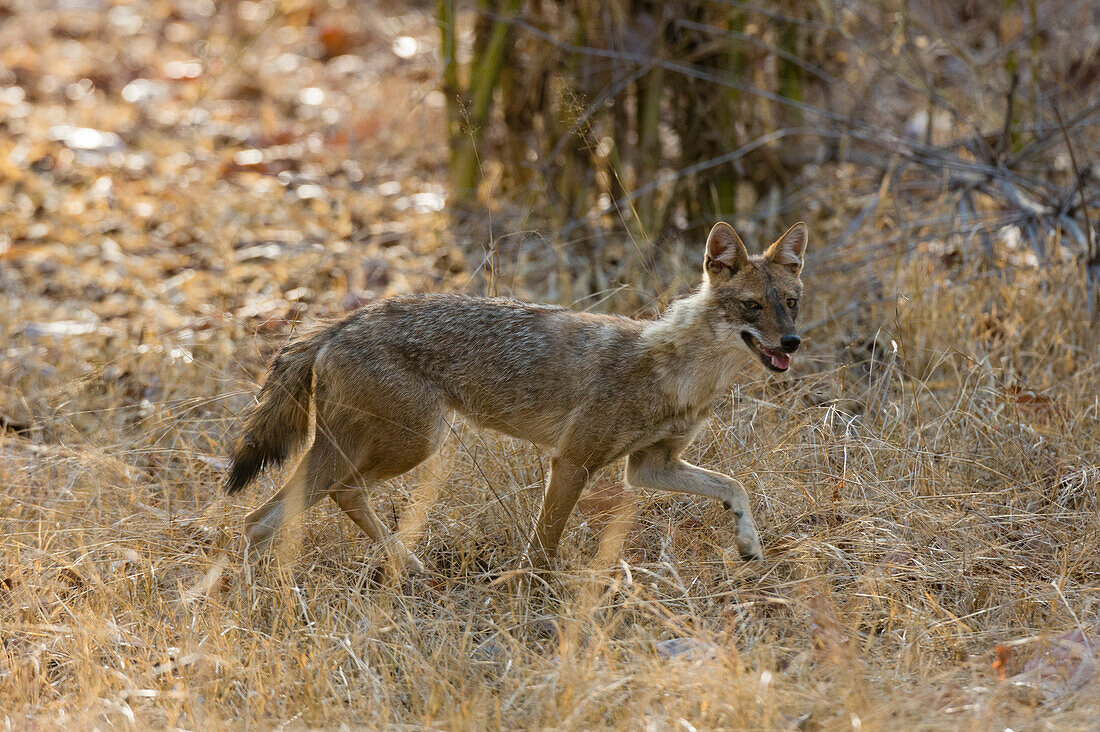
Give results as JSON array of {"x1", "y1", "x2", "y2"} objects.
[{"x1": 223, "y1": 456, "x2": 260, "y2": 495}]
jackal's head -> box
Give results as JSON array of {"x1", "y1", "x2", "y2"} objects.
[{"x1": 701, "y1": 221, "x2": 808, "y2": 373}]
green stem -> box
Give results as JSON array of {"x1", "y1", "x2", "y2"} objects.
[{"x1": 450, "y1": 0, "x2": 524, "y2": 203}]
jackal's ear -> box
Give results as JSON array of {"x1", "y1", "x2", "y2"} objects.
[
  {"x1": 764, "y1": 222, "x2": 808, "y2": 275},
  {"x1": 705, "y1": 222, "x2": 750, "y2": 278}
]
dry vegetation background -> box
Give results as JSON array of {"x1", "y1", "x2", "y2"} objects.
[{"x1": 2, "y1": 0, "x2": 1100, "y2": 729}]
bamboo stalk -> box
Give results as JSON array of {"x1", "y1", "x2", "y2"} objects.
[
  {"x1": 450, "y1": 0, "x2": 524, "y2": 204},
  {"x1": 778, "y1": 20, "x2": 804, "y2": 121},
  {"x1": 1028, "y1": 0, "x2": 1041, "y2": 131},
  {"x1": 437, "y1": 0, "x2": 459, "y2": 149}
]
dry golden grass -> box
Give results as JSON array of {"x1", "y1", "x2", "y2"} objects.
[
  {"x1": 3, "y1": 1, "x2": 1100, "y2": 730},
  {"x1": 4, "y1": 254, "x2": 1100, "y2": 729}
]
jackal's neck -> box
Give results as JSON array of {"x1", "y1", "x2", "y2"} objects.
[
  {"x1": 640, "y1": 284, "x2": 740, "y2": 407},
  {"x1": 644, "y1": 288, "x2": 712, "y2": 342}
]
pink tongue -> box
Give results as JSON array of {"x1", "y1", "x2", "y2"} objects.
[{"x1": 764, "y1": 349, "x2": 790, "y2": 370}]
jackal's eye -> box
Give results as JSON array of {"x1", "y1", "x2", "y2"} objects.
[
  {"x1": 786, "y1": 298, "x2": 798, "y2": 309},
  {"x1": 743, "y1": 300, "x2": 762, "y2": 311}
]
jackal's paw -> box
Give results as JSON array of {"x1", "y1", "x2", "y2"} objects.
[
  {"x1": 371, "y1": 553, "x2": 427, "y2": 586},
  {"x1": 404, "y1": 553, "x2": 426, "y2": 575},
  {"x1": 739, "y1": 546, "x2": 764, "y2": 561},
  {"x1": 734, "y1": 522, "x2": 764, "y2": 561},
  {"x1": 388, "y1": 543, "x2": 426, "y2": 577},
  {"x1": 739, "y1": 534, "x2": 765, "y2": 561}
]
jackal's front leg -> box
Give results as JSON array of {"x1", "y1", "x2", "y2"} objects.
[{"x1": 626, "y1": 445, "x2": 763, "y2": 560}]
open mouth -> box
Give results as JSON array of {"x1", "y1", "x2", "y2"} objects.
[{"x1": 741, "y1": 332, "x2": 791, "y2": 372}]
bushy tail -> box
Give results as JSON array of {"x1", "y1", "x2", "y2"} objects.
[{"x1": 224, "y1": 331, "x2": 327, "y2": 495}]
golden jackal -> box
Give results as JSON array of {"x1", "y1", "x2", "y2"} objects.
[{"x1": 225, "y1": 222, "x2": 808, "y2": 571}]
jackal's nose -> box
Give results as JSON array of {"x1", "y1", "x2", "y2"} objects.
[{"x1": 780, "y1": 334, "x2": 801, "y2": 352}]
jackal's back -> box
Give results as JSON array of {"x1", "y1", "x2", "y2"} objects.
[{"x1": 318, "y1": 293, "x2": 646, "y2": 444}]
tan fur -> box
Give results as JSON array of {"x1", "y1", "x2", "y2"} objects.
[{"x1": 225, "y1": 222, "x2": 809, "y2": 572}]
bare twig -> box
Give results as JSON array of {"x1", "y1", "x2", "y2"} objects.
[{"x1": 1054, "y1": 104, "x2": 1098, "y2": 320}]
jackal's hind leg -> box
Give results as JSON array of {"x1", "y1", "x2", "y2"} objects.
[
  {"x1": 330, "y1": 487, "x2": 425, "y2": 574},
  {"x1": 318, "y1": 396, "x2": 446, "y2": 575},
  {"x1": 243, "y1": 454, "x2": 328, "y2": 554},
  {"x1": 526, "y1": 456, "x2": 590, "y2": 568}
]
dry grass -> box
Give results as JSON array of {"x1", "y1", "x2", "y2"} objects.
[
  {"x1": 3, "y1": 1, "x2": 1100, "y2": 730},
  {"x1": 5, "y1": 249, "x2": 1100, "y2": 729}
]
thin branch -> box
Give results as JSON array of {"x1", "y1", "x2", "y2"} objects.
[
  {"x1": 1053, "y1": 104, "x2": 1096, "y2": 261},
  {"x1": 1054, "y1": 103, "x2": 1099, "y2": 321}
]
